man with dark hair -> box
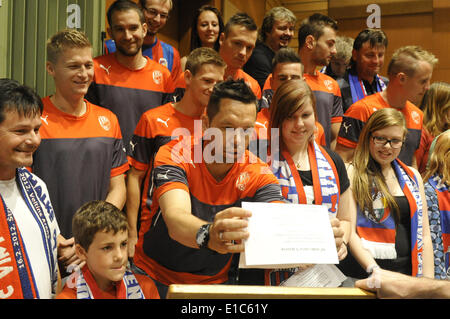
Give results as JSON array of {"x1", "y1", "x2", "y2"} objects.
[
  {"x1": 298, "y1": 13, "x2": 343, "y2": 149},
  {"x1": 0, "y1": 79, "x2": 60, "y2": 299},
  {"x1": 126, "y1": 47, "x2": 226, "y2": 257},
  {"x1": 104, "y1": 0, "x2": 181, "y2": 82},
  {"x1": 86, "y1": 0, "x2": 173, "y2": 154},
  {"x1": 244, "y1": 6, "x2": 297, "y2": 90},
  {"x1": 219, "y1": 13, "x2": 261, "y2": 99},
  {"x1": 337, "y1": 29, "x2": 389, "y2": 112},
  {"x1": 131, "y1": 79, "x2": 284, "y2": 297}
]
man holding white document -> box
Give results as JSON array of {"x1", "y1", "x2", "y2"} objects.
[{"x1": 131, "y1": 79, "x2": 285, "y2": 297}]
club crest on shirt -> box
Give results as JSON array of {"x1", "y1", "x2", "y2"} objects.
[
  {"x1": 153, "y1": 70, "x2": 163, "y2": 85},
  {"x1": 411, "y1": 110, "x2": 420, "y2": 125},
  {"x1": 323, "y1": 79, "x2": 333, "y2": 91},
  {"x1": 98, "y1": 116, "x2": 111, "y2": 131},
  {"x1": 159, "y1": 58, "x2": 168, "y2": 67},
  {"x1": 236, "y1": 172, "x2": 250, "y2": 192}
]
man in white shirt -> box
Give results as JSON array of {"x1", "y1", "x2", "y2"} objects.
[{"x1": 0, "y1": 78, "x2": 60, "y2": 299}]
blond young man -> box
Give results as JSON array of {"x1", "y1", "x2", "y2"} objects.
[{"x1": 32, "y1": 29, "x2": 129, "y2": 274}]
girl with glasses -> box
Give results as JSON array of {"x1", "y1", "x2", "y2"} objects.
[{"x1": 343, "y1": 108, "x2": 434, "y2": 280}]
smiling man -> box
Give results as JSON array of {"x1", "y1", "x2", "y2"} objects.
[
  {"x1": 337, "y1": 29, "x2": 389, "y2": 112},
  {"x1": 86, "y1": 0, "x2": 173, "y2": 154},
  {"x1": 298, "y1": 13, "x2": 343, "y2": 150},
  {"x1": 31, "y1": 29, "x2": 130, "y2": 278},
  {"x1": 244, "y1": 7, "x2": 297, "y2": 90},
  {"x1": 335, "y1": 45, "x2": 438, "y2": 167},
  {"x1": 104, "y1": 0, "x2": 181, "y2": 82},
  {"x1": 0, "y1": 79, "x2": 60, "y2": 299}
]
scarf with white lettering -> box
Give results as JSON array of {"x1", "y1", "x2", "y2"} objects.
[
  {"x1": 266, "y1": 141, "x2": 340, "y2": 285},
  {"x1": 427, "y1": 174, "x2": 450, "y2": 277},
  {"x1": 0, "y1": 167, "x2": 57, "y2": 299},
  {"x1": 349, "y1": 72, "x2": 386, "y2": 104},
  {"x1": 75, "y1": 265, "x2": 145, "y2": 299},
  {"x1": 356, "y1": 159, "x2": 424, "y2": 277}
]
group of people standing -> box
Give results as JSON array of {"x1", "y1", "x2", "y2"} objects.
[{"x1": 0, "y1": 0, "x2": 449, "y2": 299}]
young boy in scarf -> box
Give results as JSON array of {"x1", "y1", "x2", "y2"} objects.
[{"x1": 56, "y1": 200, "x2": 159, "y2": 299}]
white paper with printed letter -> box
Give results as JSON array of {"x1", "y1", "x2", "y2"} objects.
[{"x1": 239, "y1": 202, "x2": 339, "y2": 268}]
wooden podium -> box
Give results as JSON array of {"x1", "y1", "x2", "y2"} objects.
[{"x1": 167, "y1": 284, "x2": 375, "y2": 299}]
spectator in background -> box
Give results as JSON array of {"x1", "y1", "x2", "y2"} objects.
[
  {"x1": 180, "y1": 5, "x2": 224, "y2": 71},
  {"x1": 338, "y1": 29, "x2": 388, "y2": 113},
  {"x1": 336, "y1": 45, "x2": 438, "y2": 168},
  {"x1": 244, "y1": 6, "x2": 297, "y2": 90},
  {"x1": 322, "y1": 35, "x2": 354, "y2": 80},
  {"x1": 416, "y1": 82, "x2": 450, "y2": 173}
]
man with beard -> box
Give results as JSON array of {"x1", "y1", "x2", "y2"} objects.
[
  {"x1": 104, "y1": 0, "x2": 181, "y2": 83},
  {"x1": 298, "y1": 13, "x2": 343, "y2": 150},
  {"x1": 337, "y1": 29, "x2": 388, "y2": 112},
  {"x1": 243, "y1": 7, "x2": 297, "y2": 91},
  {"x1": 86, "y1": 0, "x2": 173, "y2": 153}
]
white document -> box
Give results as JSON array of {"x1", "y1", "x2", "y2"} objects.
[
  {"x1": 280, "y1": 264, "x2": 347, "y2": 288},
  {"x1": 239, "y1": 202, "x2": 339, "y2": 269}
]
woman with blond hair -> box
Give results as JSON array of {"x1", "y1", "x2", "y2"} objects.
[
  {"x1": 416, "y1": 82, "x2": 450, "y2": 173},
  {"x1": 263, "y1": 79, "x2": 352, "y2": 285},
  {"x1": 346, "y1": 108, "x2": 434, "y2": 279},
  {"x1": 423, "y1": 130, "x2": 450, "y2": 279}
]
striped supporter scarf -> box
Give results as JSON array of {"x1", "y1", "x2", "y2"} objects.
[
  {"x1": 427, "y1": 174, "x2": 450, "y2": 276},
  {"x1": 265, "y1": 141, "x2": 340, "y2": 285},
  {"x1": 349, "y1": 72, "x2": 386, "y2": 104},
  {"x1": 356, "y1": 159, "x2": 424, "y2": 277},
  {"x1": 0, "y1": 168, "x2": 57, "y2": 299},
  {"x1": 75, "y1": 265, "x2": 145, "y2": 299}
]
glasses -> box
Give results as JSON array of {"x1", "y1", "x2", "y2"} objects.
[
  {"x1": 144, "y1": 7, "x2": 169, "y2": 20},
  {"x1": 371, "y1": 135, "x2": 404, "y2": 149}
]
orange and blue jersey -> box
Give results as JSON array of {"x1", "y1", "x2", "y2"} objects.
[
  {"x1": 303, "y1": 71, "x2": 343, "y2": 148},
  {"x1": 104, "y1": 37, "x2": 181, "y2": 83},
  {"x1": 337, "y1": 92, "x2": 423, "y2": 166},
  {"x1": 32, "y1": 97, "x2": 129, "y2": 237},
  {"x1": 86, "y1": 54, "x2": 173, "y2": 154},
  {"x1": 129, "y1": 102, "x2": 202, "y2": 213},
  {"x1": 133, "y1": 137, "x2": 284, "y2": 285}
]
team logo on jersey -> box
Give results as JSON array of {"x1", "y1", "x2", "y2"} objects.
[
  {"x1": 156, "y1": 117, "x2": 170, "y2": 128},
  {"x1": 98, "y1": 116, "x2": 111, "y2": 131},
  {"x1": 153, "y1": 70, "x2": 163, "y2": 85},
  {"x1": 323, "y1": 79, "x2": 333, "y2": 91},
  {"x1": 100, "y1": 64, "x2": 111, "y2": 75},
  {"x1": 255, "y1": 121, "x2": 267, "y2": 129},
  {"x1": 411, "y1": 110, "x2": 420, "y2": 124},
  {"x1": 159, "y1": 58, "x2": 168, "y2": 67},
  {"x1": 342, "y1": 121, "x2": 351, "y2": 134},
  {"x1": 235, "y1": 172, "x2": 250, "y2": 191},
  {"x1": 41, "y1": 115, "x2": 49, "y2": 125}
]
